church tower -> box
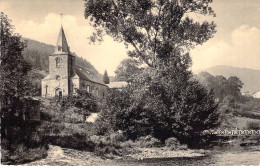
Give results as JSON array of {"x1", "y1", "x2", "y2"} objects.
[{"x1": 41, "y1": 26, "x2": 75, "y2": 97}]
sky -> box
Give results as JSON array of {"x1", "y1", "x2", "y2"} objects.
[{"x1": 0, "y1": 0, "x2": 260, "y2": 75}]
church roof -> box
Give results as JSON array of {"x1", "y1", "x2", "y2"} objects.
[
  {"x1": 55, "y1": 26, "x2": 69, "y2": 53},
  {"x1": 73, "y1": 64, "x2": 107, "y2": 86}
]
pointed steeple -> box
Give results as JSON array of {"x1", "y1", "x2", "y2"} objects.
[{"x1": 55, "y1": 26, "x2": 70, "y2": 53}]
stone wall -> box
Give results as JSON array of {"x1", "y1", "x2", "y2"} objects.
[{"x1": 79, "y1": 79, "x2": 108, "y2": 101}]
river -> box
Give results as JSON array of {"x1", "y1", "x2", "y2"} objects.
[{"x1": 24, "y1": 145, "x2": 260, "y2": 166}]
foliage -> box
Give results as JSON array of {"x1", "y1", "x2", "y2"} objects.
[
  {"x1": 0, "y1": 12, "x2": 32, "y2": 121},
  {"x1": 85, "y1": 0, "x2": 219, "y2": 146},
  {"x1": 60, "y1": 89, "x2": 99, "y2": 117},
  {"x1": 246, "y1": 121, "x2": 260, "y2": 130},
  {"x1": 218, "y1": 95, "x2": 240, "y2": 129},
  {"x1": 136, "y1": 135, "x2": 161, "y2": 148},
  {"x1": 102, "y1": 70, "x2": 110, "y2": 84},
  {"x1": 1, "y1": 140, "x2": 48, "y2": 165},
  {"x1": 196, "y1": 72, "x2": 244, "y2": 102},
  {"x1": 0, "y1": 13, "x2": 49, "y2": 164},
  {"x1": 48, "y1": 133, "x2": 96, "y2": 151},
  {"x1": 102, "y1": 77, "x2": 219, "y2": 146},
  {"x1": 115, "y1": 58, "x2": 143, "y2": 82},
  {"x1": 164, "y1": 137, "x2": 188, "y2": 150},
  {"x1": 85, "y1": 0, "x2": 216, "y2": 67}
]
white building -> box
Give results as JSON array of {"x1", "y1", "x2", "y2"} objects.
[{"x1": 253, "y1": 91, "x2": 260, "y2": 98}]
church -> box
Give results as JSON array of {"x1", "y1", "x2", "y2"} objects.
[{"x1": 41, "y1": 26, "x2": 108, "y2": 101}]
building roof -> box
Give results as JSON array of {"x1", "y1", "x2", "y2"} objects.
[
  {"x1": 253, "y1": 91, "x2": 260, "y2": 98},
  {"x1": 107, "y1": 81, "x2": 128, "y2": 89},
  {"x1": 55, "y1": 26, "x2": 69, "y2": 53},
  {"x1": 73, "y1": 64, "x2": 107, "y2": 86}
]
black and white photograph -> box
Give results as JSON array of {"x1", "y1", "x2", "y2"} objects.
[{"x1": 0, "y1": 0, "x2": 260, "y2": 165}]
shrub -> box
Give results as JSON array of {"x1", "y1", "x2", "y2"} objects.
[
  {"x1": 94, "y1": 141, "x2": 121, "y2": 158},
  {"x1": 48, "y1": 133, "x2": 96, "y2": 151},
  {"x1": 1, "y1": 140, "x2": 48, "y2": 165},
  {"x1": 165, "y1": 137, "x2": 180, "y2": 148},
  {"x1": 136, "y1": 135, "x2": 162, "y2": 148},
  {"x1": 120, "y1": 140, "x2": 137, "y2": 148},
  {"x1": 109, "y1": 132, "x2": 126, "y2": 143},
  {"x1": 246, "y1": 121, "x2": 260, "y2": 130}
]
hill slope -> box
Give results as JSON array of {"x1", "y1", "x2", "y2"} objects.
[
  {"x1": 194, "y1": 65, "x2": 260, "y2": 93},
  {"x1": 22, "y1": 38, "x2": 100, "y2": 75},
  {"x1": 21, "y1": 38, "x2": 103, "y2": 95}
]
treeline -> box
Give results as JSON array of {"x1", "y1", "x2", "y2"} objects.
[{"x1": 195, "y1": 72, "x2": 244, "y2": 102}]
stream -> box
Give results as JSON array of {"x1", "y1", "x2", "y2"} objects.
[{"x1": 24, "y1": 145, "x2": 260, "y2": 166}]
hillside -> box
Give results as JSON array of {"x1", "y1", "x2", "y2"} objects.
[
  {"x1": 22, "y1": 38, "x2": 100, "y2": 75},
  {"x1": 21, "y1": 38, "x2": 102, "y2": 95},
  {"x1": 194, "y1": 65, "x2": 260, "y2": 94}
]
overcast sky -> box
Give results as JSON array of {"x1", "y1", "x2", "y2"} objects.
[{"x1": 1, "y1": 0, "x2": 260, "y2": 75}]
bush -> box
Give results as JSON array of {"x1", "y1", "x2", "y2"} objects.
[
  {"x1": 165, "y1": 137, "x2": 180, "y2": 148},
  {"x1": 109, "y1": 132, "x2": 126, "y2": 142},
  {"x1": 94, "y1": 141, "x2": 121, "y2": 158},
  {"x1": 48, "y1": 133, "x2": 96, "y2": 151},
  {"x1": 120, "y1": 140, "x2": 137, "y2": 148},
  {"x1": 1, "y1": 139, "x2": 48, "y2": 165},
  {"x1": 246, "y1": 121, "x2": 260, "y2": 130},
  {"x1": 136, "y1": 135, "x2": 162, "y2": 148}
]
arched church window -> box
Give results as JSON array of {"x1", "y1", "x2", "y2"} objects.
[
  {"x1": 56, "y1": 57, "x2": 61, "y2": 68},
  {"x1": 56, "y1": 75, "x2": 61, "y2": 81}
]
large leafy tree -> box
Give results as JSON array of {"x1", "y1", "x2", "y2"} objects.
[
  {"x1": 0, "y1": 12, "x2": 31, "y2": 135},
  {"x1": 85, "y1": 0, "x2": 216, "y2": 67},
  {"x1": 85, "y1": 0, "x2": 219, "y2": 145}
]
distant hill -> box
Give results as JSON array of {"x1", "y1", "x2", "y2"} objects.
[
  {"x1": 194, "y1": 65, "x2": 260, "y2": 94},
  {"x1": 22, "y1": 38, "x2": 100, "y2": 75}
]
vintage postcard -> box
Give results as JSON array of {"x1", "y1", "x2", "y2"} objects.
[{"x1": 1, "y1": 0, "x2": 260, "y2": 165}]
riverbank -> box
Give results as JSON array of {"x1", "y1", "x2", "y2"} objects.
[
  {"x1": 21, "y1": 144, "x2": 260, "y2": 166},
  {"x1": 124, "y1": 147, "x2": 207, "y2": 160},
  {"x1": 22, "y1": 145, "x2": 210, "y2": 166}
]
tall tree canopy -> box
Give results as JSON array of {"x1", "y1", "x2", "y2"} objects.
[
  {"x1": 85, "y1": 1, "x2": 220, "y2": 146},
  {"x1": 0, "y1": 12, "x2": 31, "y2": 120},
  {"x1": 85, "y1": 0, "x2": 216, "y2": 68}
]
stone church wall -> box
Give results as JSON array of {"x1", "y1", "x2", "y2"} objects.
[
  {"x1": 41, "y1": 78, "x2": 69, "y2": 97},
  {"x1": 79, "y1": 79, "x2": 108, "y2": 101}
]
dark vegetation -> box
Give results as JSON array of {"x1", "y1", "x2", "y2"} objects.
[
  {"x1": 102, "y1": 70, "x2": 110, "y2": 84},
  {"x1": 0, "y1": 12, "x2": 48, "y2": 164},
  {"x1": 84, "y1": 0, "x2": 220, "y2": 148},
  {"x1": 196, "y1": 72, "x2": 260, "y2": 121}
]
